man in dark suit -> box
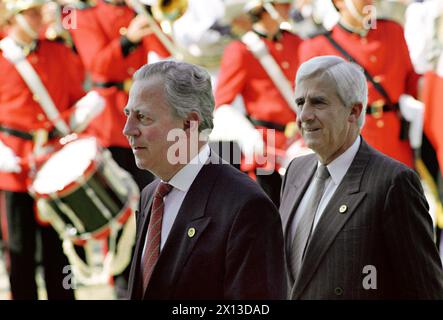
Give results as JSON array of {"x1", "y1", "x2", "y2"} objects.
[
  {"x1": 123, "y1": 60, "x2": 286, "y2": 300},
  {"x1": 280, "y1": 55, "x2": 443, "y2": 299}
]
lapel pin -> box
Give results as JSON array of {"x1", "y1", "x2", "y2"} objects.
[
  {"x1": 188, "y1": 227, "x2": 196, "y2": 238},
  {"x1": 339, "y1": 205, "x2": 348, "y2": 214}
]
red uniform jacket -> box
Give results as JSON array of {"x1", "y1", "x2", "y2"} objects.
[
  {"x1": 215, "y1": 30, "x2": 302, "y2": 171},
  {"x1": 0, "y1": 40, "x2": 85, "y2": 192},
  {"x1": 422, "y1": 71, "x2": 443, "y2": 170},
  {"x1": 299, "y1": 20, "x2": 419, "y2": 167},
  {"x1": 70, "y1": 0, "x2": 170, "y2": 148}
]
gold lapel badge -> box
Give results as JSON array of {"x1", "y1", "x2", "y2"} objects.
[
  {"x1": 187, "y1": 227, "x2": 196, "y2": 238},
  {"x1": 339, "y1": 205, "x2": 348, "y2": 214}
]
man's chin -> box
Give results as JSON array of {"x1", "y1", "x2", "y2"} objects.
[{"x1": 134, "y1": 159, "x2": 148, "y2": 171}]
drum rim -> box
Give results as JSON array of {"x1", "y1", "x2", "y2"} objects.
[
  {"x1": 29, "y1": 137, "x2": 102, "y2": 198},
  {"x1": 70, "y1": 205, "x2": 134, "y2": 245}
]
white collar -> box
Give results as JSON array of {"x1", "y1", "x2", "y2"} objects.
[
  {"x1": 166, "y1": 144, "x2": 210, "y2": 192},
  {"x1": 321, "y1": 136, "x2": 361, "y2": 185}
]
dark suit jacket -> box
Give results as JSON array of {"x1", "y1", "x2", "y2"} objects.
[
  {"x1": 127, "y1": 151, "x2": 286, "y2": 299},
  {"x1": 280, "y1": 138, "x2": 443, "y2": 299}
]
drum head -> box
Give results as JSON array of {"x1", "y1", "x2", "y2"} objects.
[{"x1": 32, "y1": 137, "x2": 98, "y2": 195}]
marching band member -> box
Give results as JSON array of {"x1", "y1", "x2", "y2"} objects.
[
  {"x1": 299, "y1": 0, "x2": 420, "y2": 168},
  {"x1": 69, "y1": 0, "x2": 170, "y2": 298},
  {"x1": 69, "y1": 0, "x2": 170, "y2": 189},
  {"x1": 213, "y1": 0, "x2": 303, "y2": 206},
  {"x1": 405, "y1": 0, "x2": 443, "y2": 260},
  {"x1": 0, "y1": 0, "x2": 103, "y2": 299}
]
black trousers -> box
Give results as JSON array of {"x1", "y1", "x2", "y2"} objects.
[
  {"x1": 108, "y1": 146, "x2": 154, "y2": 298},
  {"x1": 3, "y1": 191, "x2": 75, "y2": 300}
]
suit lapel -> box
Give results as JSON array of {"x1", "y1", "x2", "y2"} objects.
[
  {"x1": 144, "y1": 152, "x2": 223, "y2": 299},
  {"x1": 128, "y1": 180, "x2": 158, "y2": 299},
  {"x1": 291, "y1": 139, "x2": 371, "y2": 299},
  {"x1": 281, "y1": 155, "x2": 317, "y2": 241},
  {"x1": 281, "y1": 156, "x2": 317, "y2": 285}
]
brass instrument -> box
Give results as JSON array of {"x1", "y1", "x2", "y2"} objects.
[
  {"x1": 130, "y1": 0, "x2": 233, "y2": 68},
  {"x1": 127, "y1": 0, "x2": 187, "y2": 60}
]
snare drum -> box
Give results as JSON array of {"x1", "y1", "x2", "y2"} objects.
[{"x1": 28, "y1": 136, "x2": 139, "y2": 244}]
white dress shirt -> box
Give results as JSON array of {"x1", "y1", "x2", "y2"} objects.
[
  {"x1": 142, "y1": 144, "x2": 210, "y2": 257},
  {"x1": 289, "y1": 136, "x2": 361, "y2": 242}
]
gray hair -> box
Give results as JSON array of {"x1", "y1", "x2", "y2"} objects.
[
  {"x1": 295, "y1": 55, "x2": 368, "y2": 128},
  {"x1": 134, "y1": 60, "x2": 214, "y2": 132}
]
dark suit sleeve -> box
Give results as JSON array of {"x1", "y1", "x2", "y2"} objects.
[
  {"x1": 280, "y1": 158, "x2": 295, "y2": 201},
  {"x1": 224, "y1": 196, "x2": 287, "y2": 299},
  {"x1": 382, "y1": 169, "x2": 443, "y2": 299}
]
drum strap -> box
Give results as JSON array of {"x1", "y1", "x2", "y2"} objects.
[
  {"x1": 241, "y1": 31, "x2": 297, "y2": 114},
  {"x1": 0, "y1": 37, "x2": 70, "y2": 136}
]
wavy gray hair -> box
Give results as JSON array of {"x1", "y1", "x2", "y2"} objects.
[
  {"x1": 134, "y1": 60, "x2": 214, "y2": 132},
  {"x1": 295, "y1": 55, "x2": 368, "y2": 128}
]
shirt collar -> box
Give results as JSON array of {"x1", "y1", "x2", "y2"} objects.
[
  {"x1": 320, "y1": 135, "x2": 361, "y2": 186},
  {"x1": 166, "y1": 144, "x2": 210, "y2": 192},
  {"x1": 253, "y1": 27, "x2": 283, "y2": 42},
  {"x1": 338, "y1": 20, "x2": 369, "y2": 37},
  {"x1": 10, "y1": 38, "x2": 38, "y2": 56}
]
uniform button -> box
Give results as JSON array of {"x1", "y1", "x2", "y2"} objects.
[
  {"x1": 37, "y1": 113, "x2": 45, "y2": 121},
  {"x1": 127, "y1": 67, "x2": 135, "y2": 75},
  {"x1": 275, "y1": 43, "x2": 283, "y2": 51},
  {"x1": 370, "y1": 55, "x2": 377, "y2": 63},
  {"x1": 334, "y1": 287, "x2": 344, "y2": 296},
  {"x1": 376, "y1": 120, "x2": 384, "y2": 128},
  {"x1": 119, "y1": 27, "x2": 127, "y2": 36},
  {"x1": 373, "y1": 75, "x2": 382, "y2": 83},
  {"x1": 44, "y1": 123, "x2": 51, "y2": 129},
  {"x1": 33, "y1": 94, "x2": 40, "y2": 102},
  {"x1": 29, "y1": 56, "x2": 38, "y2": 64},
  {"x1": 281, "y1": 61, "x2": 290, "y2": 69},
  {"x1": 361, "y1": 38, "x2": 368, "y2": 45}
]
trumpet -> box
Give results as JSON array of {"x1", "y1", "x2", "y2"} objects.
[{"x1": 127, "y1": 0, "x2": 187, "y2": 60}]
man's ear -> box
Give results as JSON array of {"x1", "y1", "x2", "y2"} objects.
[
  {"x1": 349, "y1": 103, "x2": 363, "y2": 124},
  {"x1": 183, "y1": 112, "x2": 200, "y2": 131}
]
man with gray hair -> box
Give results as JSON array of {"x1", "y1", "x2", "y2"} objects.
[
  {"x1": 123, "y1": 60, "x2": 286, "y2": 299},
  {"x1": 280, "y1": 55, "x2": 443, "y2": 299}
]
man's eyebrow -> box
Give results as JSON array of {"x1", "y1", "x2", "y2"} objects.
[
  {"x1": 310, "y1": 95, "x2": 329, "y2": 104},
  {"x1": 295, "y1": 97, "x2": 304, "y2": 104}
]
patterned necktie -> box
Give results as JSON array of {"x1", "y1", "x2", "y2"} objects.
[
  {"x1": 290, "y1": 164, "x2": 330, "y2": 283},
  {"x1": 141, "y1": 182, "x2": 173, "y2": 293}
]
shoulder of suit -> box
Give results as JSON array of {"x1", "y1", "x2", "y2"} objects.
[
  {"x1": 363, "y1": 142, "x2": 412, "y2": 179},
  {"x1": 210, "y1": 160, "x2": 265, "y2": 194}
]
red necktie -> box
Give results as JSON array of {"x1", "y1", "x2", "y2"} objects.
[{"x1": 141, "y1": 182, "x2": 173, "y2": 293}]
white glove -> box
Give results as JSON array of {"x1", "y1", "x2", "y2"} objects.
[
  {"x1": 0, "y1": 140, "x2": 21, "y2": 173},
  {"x1": 209, "y1": 104, "x2": 264, "y2": 160},
  {"x1": 70, "y1": 91, "x2": 105, "y2": 133},
  {"x1": 398, "y1": 94, "x2": 424, "y2": 149}
]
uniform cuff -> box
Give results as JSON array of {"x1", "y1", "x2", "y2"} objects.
[{"x1": 120, "y1": 35, "x2": 140, "y2": 57}]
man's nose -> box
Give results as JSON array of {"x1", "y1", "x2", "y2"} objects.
[
  {"x1": 298, "y1": 105, "x2": 315, "y2": 123},
  {"x1": 123, "y1": 116, "x2": 139, "y2": 137}
]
